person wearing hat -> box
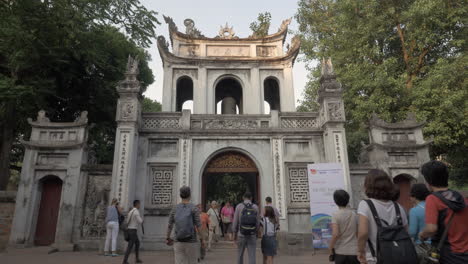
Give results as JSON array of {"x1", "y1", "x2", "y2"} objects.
[{"x1": 207, "y1": 200, "x2": 221, "y2": 250}]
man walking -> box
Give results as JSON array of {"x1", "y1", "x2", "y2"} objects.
[
  {"x1": 419, "y1": 161, "x2": 468, "y2": 264},
  {"x1": 233, "y1": 192, "x2": 260, "y2": 264},
  {"x1": 166, "y1": 186, "x2": 203, "y2": 264},
  {"x1": 123, "y1": 200, "x2": 143, "y2": 264}
]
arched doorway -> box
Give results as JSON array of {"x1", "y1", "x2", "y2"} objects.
[
  {"x1": 34, "y1": 175, "x2": 63, "y2": 246},
  {"x1": 176, "y1": 76, "x2": 193, "y2": 112},
  {"x1": 393, "y1": 174, "x2": 415, "y2": 212},
  {"x1": 202, "y1": 151, "x2": 259, "y2": 210}
]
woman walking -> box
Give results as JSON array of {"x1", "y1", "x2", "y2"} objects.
[
  {"x1": 356, "y1": 169, "x2": 410, "y2": 264},
  {"x1": 207, "y1": 200, "x2": 221, "y2": 250},
  {"x1": 104, "y1": 198, "x2": 122, "y2": 256},
  {"x1": 261, "y1": 206, "x2": 278, "y2": 264},
  {"x1": 221, "y1": 201, "x2": 234, "y2": 241}
]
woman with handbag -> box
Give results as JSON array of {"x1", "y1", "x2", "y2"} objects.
[
  {"x1": 221, "y1": 201, "x2": 235, "y2": 241},
  {"x1": 104, "y1": 198, "x2": 122, "y2": 257}
]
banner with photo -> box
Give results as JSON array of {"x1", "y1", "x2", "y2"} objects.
[{"x1": 308, "y1": 163, "x2": 345, "y2": 248}]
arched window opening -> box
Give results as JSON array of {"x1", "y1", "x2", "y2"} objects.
[
  {"x1": 264, "y1": 78, "x2": 280, "y2": 113},
  {"x1": 181, "y1": 100, "x2": 193, "y2": 113},
  {"x1": 176, "y1": 76, "x2": 193, "y2": 112},
  {"x1": 215, "y1": 77, "x2": 243, "y2": 114}
]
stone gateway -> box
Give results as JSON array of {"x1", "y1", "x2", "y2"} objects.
[{"x1": 8, "y1": 17, "x2": 430, "y2": 251}]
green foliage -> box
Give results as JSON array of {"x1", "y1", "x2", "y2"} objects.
[
  {"x1": 249, "y1": 12, "x2": 272, "y2": 38},
  {"x1": 142, "y1": 97, "x2": 162, "y2": 112},
  {"x1": 0, "y1": 0, "x2": 159, "y2": 186},
  {"x1": 296, "y1": 0, "x2": 467, "y2": 179},
  {"x1": 206, "y1": 174, "x2": 250, "y2": 205}
]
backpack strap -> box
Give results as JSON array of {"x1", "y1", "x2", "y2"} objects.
[
  {"x1": 393, "y1": 201, "x2": 403, "y2": 226},
  {"x1": 431, "y1": 191, "x2": 457, "y2": 251},
  {"x1": 364, "y1": 200, "x2": 380, "y2": 258},
  {"x1": 364, "y1": 199, "x2": 382, "y2": 227}
]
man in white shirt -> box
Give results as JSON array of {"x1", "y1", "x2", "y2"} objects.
[{"x1": 123, "y1": 200, "x2": 143, "y2": 264}]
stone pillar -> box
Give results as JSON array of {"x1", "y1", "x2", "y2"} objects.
[
  {"x1": 271, "y1": 138, "x2": 288, "y2": 230},
  {"x1": 318, "y1": 58, "x2": 352, "y2": 196},
  {"x1": 195, "y1": 67, "x2": 207, "y2": 114},
  {"x1": 162, "y1": 66, "x2": 173, "y2": 112},
  {"x1": 111, "y1": 56, "x2": 142, "y2": 210},
  {"x1": 221, "y1": 97, "x2": 237, "y2": 114},
  {"x1": 281, "y1": 66, "x2": 296, "y2": 112}
]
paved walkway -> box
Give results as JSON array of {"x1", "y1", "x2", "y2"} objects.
[{"x1": 1, "y1": 246, "x2": 329, "y2": 264}]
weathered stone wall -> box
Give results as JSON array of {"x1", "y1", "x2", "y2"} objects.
[{"x1": 0, "y1": 191, "x2": 16, "y2": 251}]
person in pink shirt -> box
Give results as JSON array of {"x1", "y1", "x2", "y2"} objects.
[{"x1": 221, "y1": 201, "x2": 235, "y2": 241}]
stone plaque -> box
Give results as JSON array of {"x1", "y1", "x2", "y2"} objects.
[
  {"x1": 179, "y1": 44, "x2": 200, "y2": 56},
  {"x1": 206, "y1": 45, "x2": 250, "y2": 57},
  {"x1": 37, "y1": 153, "x2": 68, "y2": 165},
  {"x1": 256, "y1": 46, "x2": 278, "y2": 57},
  {"x1": 149, "y1": 140, "x2": 178, "y2": 157}
]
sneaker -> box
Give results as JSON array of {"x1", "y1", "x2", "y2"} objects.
[
  {"x1": 104, "y1": 252, "x2": 111, "y2": 256},
  {"x1": 136, "y1": 259, "x2": 143, "y2": 263},
  {"x1": 111, "y1": 253, "x2": 119, "y2": 257}
]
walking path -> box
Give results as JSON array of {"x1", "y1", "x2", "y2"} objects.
[{"x1": 1, "y1": 245, "x2": 329, "y2": 264}]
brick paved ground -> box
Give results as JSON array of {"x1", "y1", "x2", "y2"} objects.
[{"x1": 1, "y1": 246, "x2": 329, "y2": 264}]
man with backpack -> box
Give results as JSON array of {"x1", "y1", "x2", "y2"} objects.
[
  {"x1": 419, "y1": 161, "x2": 468, "y2": 264},
  {"x1": 166, "y1": 186, "x2": 203, "y2": 264},
  {"x1": 232, "y1": 192, "x2": 260, "y2": 264}
]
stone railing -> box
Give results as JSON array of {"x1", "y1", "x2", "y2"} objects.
[{"x1": 140, "y1": 111, "x2": 321, "y2": 131}]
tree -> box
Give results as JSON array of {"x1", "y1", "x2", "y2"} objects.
[
  {"x1": 142, "y1": 97, "x2": 162, "y2": 112},
  {"x1": 250, "y1": 12, "x2": 272, "y2": 38},
  {"x1": 0, "y1": 0, "x2": 159, "y2": 189},
  {"x1": 296, "y1": 0, "x2": 467, "y2": 184}
]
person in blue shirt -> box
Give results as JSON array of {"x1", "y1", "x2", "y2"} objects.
[{"x1": 409, "y1": 183, "x2": 431, "y2": 243}]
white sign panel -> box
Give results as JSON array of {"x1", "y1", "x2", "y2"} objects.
[{"x1": 308, "y1": 163, "x2": 345, "y2": 248}]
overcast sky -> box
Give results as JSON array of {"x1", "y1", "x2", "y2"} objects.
[{"x1": 140, "y1": 0, "x2": 313, "y2": 106}]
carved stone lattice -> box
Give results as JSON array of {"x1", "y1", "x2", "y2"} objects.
[
  {"x1": 81, "y1": 175, "x2": 111, "y2": 238},
  {"x1": 328, "y1": 102, "x2": 344, "y2": 121},
  {"x1": 281, "y1": 118, "x2": 319, "y2": 129},
  {"x1": 143, "y1": 118, "x2": 181, "y2": 129},
  {"x1": 289, "y1": 168, "x2": 310, "y2": 203},
  {"x1": 204, "y1": 120, "x2": 258, "y2": 129},
  {"x1": 206, "y1": 152, "x2": 257, "y2": 173},
  {"x1": 151, "y1": 168, "x2": 174, "y2": 206}
]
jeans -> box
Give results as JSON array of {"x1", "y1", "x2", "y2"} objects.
[
  {"x1": 104, "y1": 221, "x2": 119, "y2": 252},
  {"x1": 174, "y1": 242, "x2": 199, "y2": 264},
  {"x1": 123, "y1": 229, "x2": 140, "y2": 263},
  {"x1": 237, "y1": 235, "x2": 257, "y2": 264}
]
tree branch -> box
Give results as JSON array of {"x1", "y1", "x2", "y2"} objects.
[{"x1": 396, "y1": 23, "x2": 409, "y2": 67}]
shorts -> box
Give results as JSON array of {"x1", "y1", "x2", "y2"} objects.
[{"x1": 261, "y1": 235, "x2": 277, "y2": 256}]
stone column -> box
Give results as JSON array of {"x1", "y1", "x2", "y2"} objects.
[
  {"x1": 195, "y1": 67, "x2": 207, "y2": 114},
  {"x1": 282, "y1": 66, "x2": 296, "y2": 112},
  {"x1": 318, "y1": 58, "x2": 352, "y2": 197},
  {"x1": 111, "y1": 56, "x2": 142, "y2": 210},
  {"x1": 271, "y1": 138, "x2": 287, "y2": 229},
  {"x1": 162, "y1": 66, "x2": 173, "y2": 112}
]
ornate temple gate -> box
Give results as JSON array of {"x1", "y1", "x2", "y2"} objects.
[{"x1": 202, "y1": 151, "x2": 259, "y2": 207}]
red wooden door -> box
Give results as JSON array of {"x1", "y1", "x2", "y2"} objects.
[{"x1": 34, "y1": 177, "x2": 62, "y2": 246}]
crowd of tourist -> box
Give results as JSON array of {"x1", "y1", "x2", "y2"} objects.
[{"x1": 102, "y1": 160, "x2": 467, "y2": 264}]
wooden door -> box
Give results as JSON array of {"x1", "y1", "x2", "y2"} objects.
[{"x1": 34, "y1": 177, "x2": 62, "y2": 246}]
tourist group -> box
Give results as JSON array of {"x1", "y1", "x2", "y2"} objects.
[{"x1": 101, "y1": 160, "x2": 467, "y2": 264}]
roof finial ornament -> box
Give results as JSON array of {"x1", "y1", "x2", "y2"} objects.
[
  {"x1": 321, "y1": 57, "x2": 334, "y2": 76},
  {"x1": 278, "y1": 18, "x2": 292, "y2": 32},
  {"x1": 217, "y1": 23, "x2": 236, "y2": 39},
  {"x1": 125, "y1": 55, "x2": 139, "y2": 76},
  {"x1": 183, "y1": 18, "x2": 204, "y2": 38}
]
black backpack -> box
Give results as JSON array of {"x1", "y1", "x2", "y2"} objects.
[
  {"x1": 365, "y1": 199, "x2": 418, "y2": 264},
  {"x1": 240, "y1": 203, "x2": 258, "y2": 235},
  {"x1": 174, "y1": 203, "x2": 195, "y2": 242}
]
